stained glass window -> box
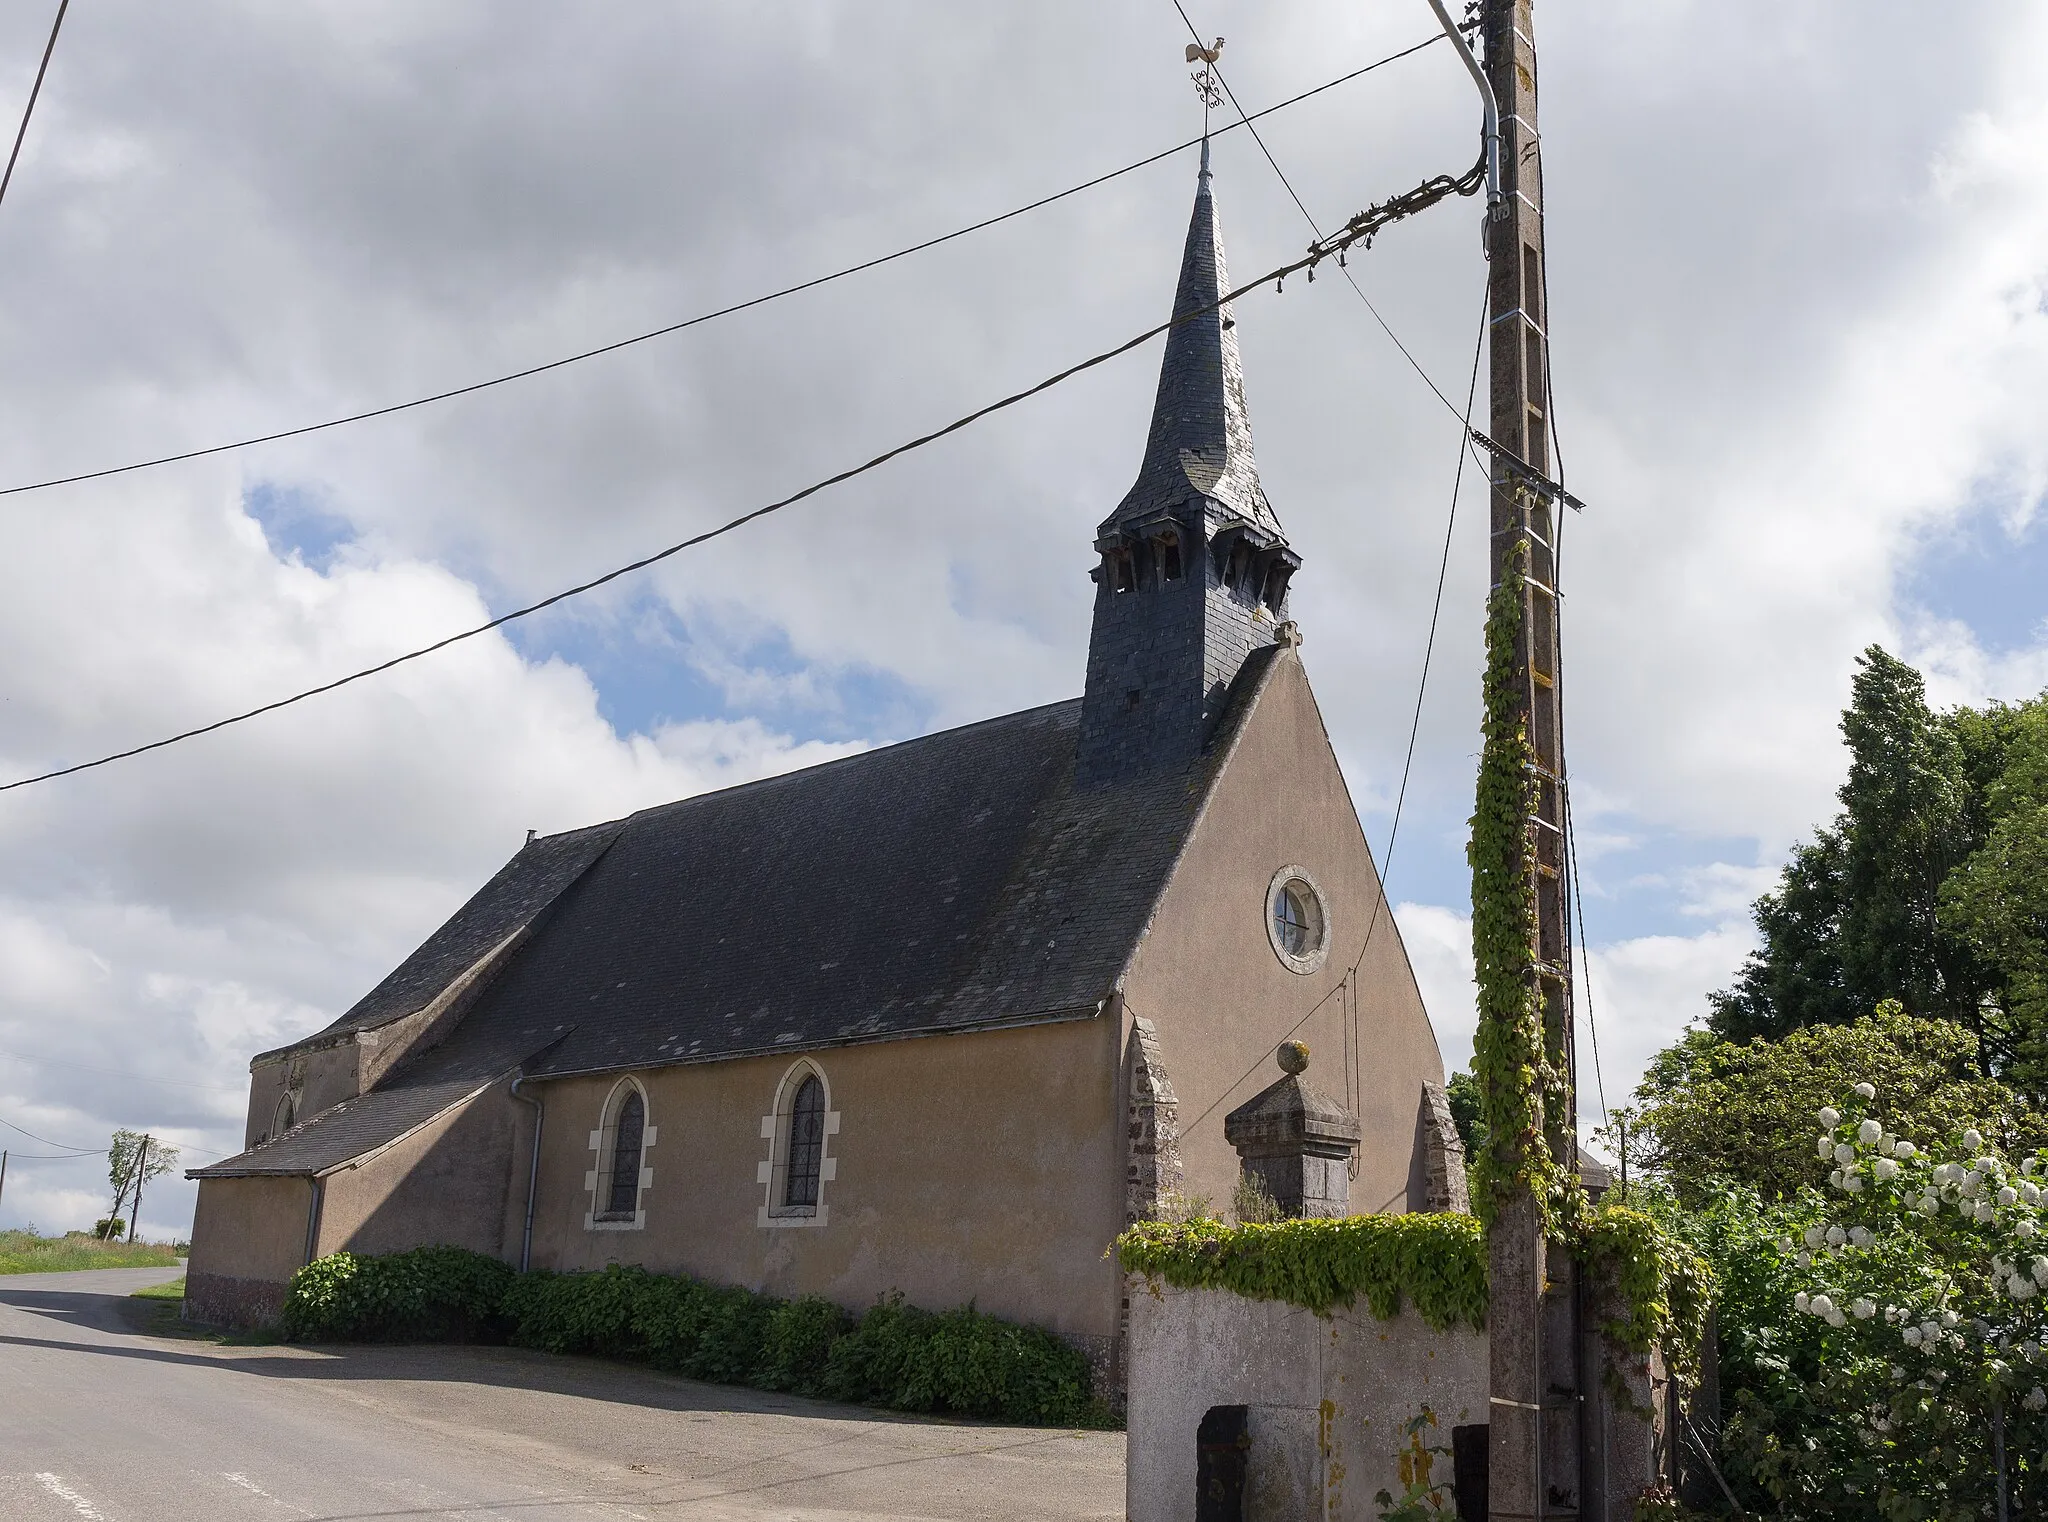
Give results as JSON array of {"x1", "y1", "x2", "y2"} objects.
[
  {"x1": 784, "y1": 1075, "x2": 825, "y2": 1209},
  {"x1": 606, "y1": 1090, "x2": 644, "y2": 1218}
]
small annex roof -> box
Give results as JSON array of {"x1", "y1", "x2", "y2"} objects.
[{"x1": 190, "y1": 1025, "x2": 570, "y2": 1179}]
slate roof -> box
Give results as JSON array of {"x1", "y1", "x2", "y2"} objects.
[
  {"x1": 194, "y1": 653, "x2": 1282, "y2": 1178},
  {"x1": 254, "y1": 820, "x2": 622, "y2": 1059},
  {"x1": 1100, "y1": 141, "x2": 1284, "y2": 543}
]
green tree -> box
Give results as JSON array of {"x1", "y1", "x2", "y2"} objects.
[
  {"x1": 1443, "y1": 1070, "x2": 1486, "y2": 1161},
  {"x1": 1710, "y1": 647, "x2": 2002, "y2": 1047},
  {"x1": 1633, "y1": 1002, "x2": 2029, "y2": 1205},
  {"x1": 1942, "y1": 703, "x2": 2048, "y2": 1096},
  {"x1": 103, "y1": 1131, "x2": 178, "y2": 1240}
]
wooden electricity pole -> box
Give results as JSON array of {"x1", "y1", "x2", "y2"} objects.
[{"x1": 1480, "y1": 1, "x2": 1588, "y2": 1518}]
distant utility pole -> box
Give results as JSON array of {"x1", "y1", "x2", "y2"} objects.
[
  {"x1": 126, "y1": 1135, "x2": 152, "y2": 1242},
  {"x1": 1479, "y1": 1, "x2": 1587, "y2": 1519},
  {"x1": 0, "y1": 1149, "x2": 9, "y2": 1215}
]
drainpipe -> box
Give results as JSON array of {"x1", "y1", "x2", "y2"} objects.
[
  {"x1": 302, "y1": 1175, "x2": 325, "y2": 1264},
  {"x1": 510, "y1": 1074, "x2": 544, "y2": 1273}
]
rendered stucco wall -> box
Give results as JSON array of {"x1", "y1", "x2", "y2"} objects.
[
  {"x1": 1122, "y1": 651, "x2": 1444, "y2": 1215},
  {"x1": 315, "y1": 1085, "x2": 519, "y2": 1260},
  {"x1": 1125, "y1": 1281, "x2": 1486, "y2": 1522},
  {"x1": 521, "y1": 1016, "x2": 1123, "y2": 1360},
  {"x1": 185, "y1": 1175, "x2": 314, "y2": 1326}
]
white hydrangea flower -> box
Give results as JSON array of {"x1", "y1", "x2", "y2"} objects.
[
  {"x1": 1820, "y1": 1107, "x2": 1842, "y2": 1128},
  {"x1": 2024, "y1": 1182, "x2": 2042, "y2": 1205},
  {"x1": 1962, "y1": 1174, "x2": 1983, "y2": 1199},
  {"x1": 1891, "y1": 1364, "x2": 1908, "y2": 1381},
  {"x1": 1826, "y1": 1225, "x2": 1847, "y2": 1246},
  {"x1": 1875, "y1": 1159, "x2": 1900, "y2": 1181},
  {"x1": 2033, "y1": 1257, "x2": 2048, "y2": 1284},
  {"x1": 1835, "y1": 1143, "x2": 1857, "y2": 1166},
  {"x1": 1826, "y1": 1307, "x2": 1847, "y2": 1327},
  {"x1": 1903, "y1": 1325, "x2": 1923, "y2": 1346},
  {"x1": 2026, "y1": 1157, "x2": 2040, "y2": 1177},
  {"x1": 1917, "y1": 1196, "x2": 1940, "y2": 1216},
  {"x1": 1942, "y1": 1310, "x2": 1961, "y2": 1327},
  {"x1": 1795, "y1": 1291, "x2": 1812, "y2": 1313},
  {"x1": 1850, "y1": 1225, "x2": 1875, "y2": 1248},
  {"x1": 1964, "y1": 1128, "x2": 1985, "y2": 1151},
  {"x1": 1845, "y1": 1173, "x2": 1866, "y2": 1194},
  {"x1": 1859, "y1": 1119, "x2": 1883, "y2": 1144},
  {"x1": 1852, "y1": 1297, "x2": 1877, "y2": 1319},
  {"x1": 2010, "y1": 1276, "x2": 2037, "y2": 1302},
  {"x1": 1894, "y1": 1141, "x2": 1917, "y2": 1160},
  {"x1": 1776, "y1": 1236, "x2": 1796, "y2": 1253},
  {"x1": 1804, "y1": 1225, "x2": 1827, "y2": 1249},
  {"x1": 1854, "y1": 1082, "x2": 1877, "y2": 1100},
  {"x1": 2018, "y1": 1220, "x2": 2038, "y2": 1239},
  {"x1": 1829, "y1": 1169, "x2": 1845, "y2": 1189},
  {"x1": 2001, "y1": 1186, "x2": 2020, "y2": 1207},
  {"x1": 1810, "y1": 1294, "x2": 1835, "y2": 1318},
  {"x1": 1975, "y1": 1200, "x2": 1997, "y2": 1222},
  {"x1": 2027, "y1": 1387, "x2": 2048, "y2": 1413},
  {"x1": 1797, "y1": 1250, "x2": 1813, "y2": 1267},
  {"x1": 1818, "y1": 1135, "x2": 1835, "y2": 1160}
]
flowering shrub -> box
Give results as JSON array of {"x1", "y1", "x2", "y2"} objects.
[{"x1": 1717, "y1": 1080, "x2": 2048, "y2": 1518}]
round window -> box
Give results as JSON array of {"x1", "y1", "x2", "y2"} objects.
[{"x1": 1265, "y1": 866, "x2": 1329, "y2": 974}]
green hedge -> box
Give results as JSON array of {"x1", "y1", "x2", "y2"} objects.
[
  {"x1": 282, "y1": 1250, "x2": 1104, "y2": 1427},
  {"x1": 281, "y1": 1244, "x2": 516, "y2": 1343},
  {"x1": 1114, "y1": 1211, "x2": 1489, "y2": 1329}
]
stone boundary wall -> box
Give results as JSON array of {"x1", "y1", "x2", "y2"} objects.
[{"x1": 1125, "y1": 1279, "x2": 1486, "y2": 1522}]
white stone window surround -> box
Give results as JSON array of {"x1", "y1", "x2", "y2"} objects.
[
  {"x1": 584, "y1": 1075, "x2": 657, "y2": 1232},
  {"x1": 757, "y1": 1059, "x2": 841, "y2": 1229},
  {"x1": 1266, "y1": 864, "x2": 1332, "y2": 975}
]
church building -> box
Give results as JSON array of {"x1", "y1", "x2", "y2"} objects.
[{"x1": 186, "y1": 151, "x2": 1457, "y2": 1380}]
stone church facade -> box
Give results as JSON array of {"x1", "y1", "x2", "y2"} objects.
[{"x1": 186, "y1": 151, "x2": 1458, "y2": 1379}]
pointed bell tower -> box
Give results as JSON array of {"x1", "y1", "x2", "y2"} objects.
[{"x1": 1076, "y1": 143, "x2": 1300, "y2": 788}]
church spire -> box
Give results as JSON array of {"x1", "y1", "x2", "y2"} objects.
[
  {"x1": 1098, "y1": 136, "x2": 1284, "y2": 543},
  {"x1": 1075, "y1": 151, "x2": 1299, "y2": 788}
]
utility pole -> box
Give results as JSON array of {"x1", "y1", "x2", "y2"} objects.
[
  {"x1": 126, "y1": 1134, "x2": 151, "y2": 1242},
  {"x1": 0, "y1": 1149, "x2": 8, "y2": 1215},
  {"x1": 1480, "y1": 1, "x2": 1586, "y2": 1518}
]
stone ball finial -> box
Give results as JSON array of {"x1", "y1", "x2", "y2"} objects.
[{"x1": 1276, "y1": 1040, "x2": 1309, "y2": 1075}]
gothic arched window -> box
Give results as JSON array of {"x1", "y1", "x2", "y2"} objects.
[
  {"x1": 605, "y1": 1090, "x2": 645, "y2": 1219},
  {"x1": 783, "y1": 1076, "x2": 825, "y2": 1209}
]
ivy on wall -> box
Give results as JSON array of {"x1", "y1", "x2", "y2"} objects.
[
  {"x1": 1467, "y1": 535, "x2": 1574, "y2": 1231},
  {"x1": 1460, "y1": 529, "x2": 1715, "y2": 1387},
  {"x1": 1114, "y1": 1212, "x2": 1489, "y2": 1330}
]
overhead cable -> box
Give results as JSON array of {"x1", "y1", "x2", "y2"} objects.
[
  {"x1": 0, "y1": 35, "x2": 1446, "y2": 504},
  {"x1": 0, "y1": 158, "x2": 1479, "y2": 796},
  {"x1": 0, "y1": 1109, "x2": 102, "y2": 1153},
  {"x1": 0, "y1": 0, "x2": 70, "y2": 214}
]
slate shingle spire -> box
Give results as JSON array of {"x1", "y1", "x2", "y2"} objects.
[{"x1": 1076, "y1": 142, "x2": 1300, "y2": 787}]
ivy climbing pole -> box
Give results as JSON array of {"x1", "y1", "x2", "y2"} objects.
[{"x1": 1471, "y1": 2, "x2": 1591, "y2": 1518}]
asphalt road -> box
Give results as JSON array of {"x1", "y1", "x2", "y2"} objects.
[{"x1": 0, "y1": 1266, "x2": 1124, "y2": 1522}]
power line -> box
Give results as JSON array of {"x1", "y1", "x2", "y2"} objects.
[
  {"x1": 0, "y1": 1110, "x2": 103, "y2": 1154},
  {"x1": 2, "y1": 208, "x2": 1440, "y2": 796},
  {"x1": 0, "y1": 0, "x2": 69, "y2": 215},
  {"x1": 0, "y1": 37, "x2": 1446, "y2": 505}
]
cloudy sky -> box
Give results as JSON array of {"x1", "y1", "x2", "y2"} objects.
[{"x1": 0, "y1": 1, "x2": 2044, "y2": 1237}]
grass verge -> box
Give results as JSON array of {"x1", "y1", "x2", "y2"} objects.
[{"x1": 0, "y1": 1228, "x2": 183, "y2": 1275}]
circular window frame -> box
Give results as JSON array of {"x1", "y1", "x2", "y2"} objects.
[{"x1": 1265, "y1": 865, "x2": 1331, "y2": 975}]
